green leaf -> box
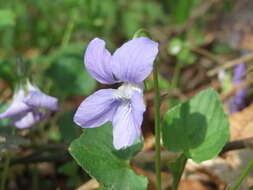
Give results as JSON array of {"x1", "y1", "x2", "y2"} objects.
[
  {"x1": 162, "y1": 88, "x2": 229, "y2": 163},
  {"x1": 0, "y1": 59, "x2": 18, "y2": 89},
  {"x1": 112, "y1": 139, "x2": 143, "y2": 160},
  {"x1": 58, "y1": 111, "x2": 79, "y2": 143},
  {"x1": 69, "y1": 123, "x2": 148, "y2": 190},
  {"x1": 0, "y1": 10, "x2": 15, "y2": 28},
  {"x1": 45, "y1": 55, "x2": 96, "y2": 98}
]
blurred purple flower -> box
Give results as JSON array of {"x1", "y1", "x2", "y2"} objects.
[
  {"x1": 229, "y1": 63, "x2": 247, "y2": 113},
  {"x1": 74, "y1": 37, "x2": 158, "y2": 149},
  {"x1": 0, "y1": 81, "x2": 58, "y2": 129}
]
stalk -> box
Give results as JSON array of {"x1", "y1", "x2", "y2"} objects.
[
  {"x1": 0, "y1": 153, "x2": 11, "y2": 190},
  {"x1": 172, "y1": 156, "x2": 187, "y2": 190},
  {"x1": 230, "y1": 157, "x2": 253, "y2": 190},
  {"x1": 153, "y1": 60, "x2": 161, "y2": 190}
]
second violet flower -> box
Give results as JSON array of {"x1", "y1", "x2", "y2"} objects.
[
  {"x1": 74, "y1": 37, "x2": 159, "y2": 150},
  {"x1": 0, "y1": 81, "x2": 58, "y2": 129}
]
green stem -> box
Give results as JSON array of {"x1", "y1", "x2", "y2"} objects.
[
  {"x1": 230, "y1": 157, "x2": 253, "y2": 190},
  {"x1": 171, "y1": 62, "x2": 182, "y2": 89},
  {"x1": 61, "y1": 10, "x2": 77, "y2": 47},
  {"x1": 153, "y1": 60, "x2": 161, "y2": 190},
  {"x1": 32, "y1": 166, "x2": 38, "y2": 190},
  {"x1": 172, "y1": 156, "x2": 187, "y2": 190},
  {"x1": 0, "y1": 153, "x2": 11, "y2": 190}
]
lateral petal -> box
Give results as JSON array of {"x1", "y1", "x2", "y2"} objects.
[{"x1": 74, "y1": 89, "x2": 119, "y2": 128}]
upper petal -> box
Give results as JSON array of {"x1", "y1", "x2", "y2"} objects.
[
  {"x1": 24, "y1": 90, "x2": 59, "y2": 111},
  {"x1": 112, "y1": 91, "x2": 146, "y2": 150},
  {"x1": 112, "y1": 37, "x2": 159, "y2": 83},
  {"x1": 0, "y1": 89, "x2": 30, "y2": 120},
  {"x1": 84, "y1": 38, "x2": 117, "y2": 84},
  {"x1": 74, "y1": 89, "x2": 120, "y2": 128}
]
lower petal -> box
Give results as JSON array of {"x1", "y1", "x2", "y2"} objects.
[
  {"x1": 74, "y1": 89, "x2": 119, "y2": 128},
  {"x1": 112, "y1": 91, "x2": 145, "y2": 149},
  {"x1": 13, "y1": 109, "x2": 43, "y2": 129}
]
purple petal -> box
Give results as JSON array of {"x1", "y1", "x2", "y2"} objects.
[
  {"x1": 112, "y1": 91, "x2": 145, "y2": 150},
  {"x1": 233, "y1": 63, "x2": 245, "y2": 85},
  {"x1": 112, "y1": 37, "x2": 158, "y2": 83},
  {"x1": 13, "y1": 109, "x2": 43, "y2": 129},
  {"x1": 229, "y1": 63, "x2": 247, "y2": 113},
  {"x1": 84, "y1": 38, "x2": 117, "y2": 84},
  {"x1": 24, "y1": 90, "x2": 59, "y2": 111},
  {"x1": 74, "y1": 89, "x2": 120, "y2": 128},
  {"x1": 0, "y1": 89, "x2": 30, "y2": 120},
  {"x1": 131, "y1": 91, "x2": 146, "y2": 128}
]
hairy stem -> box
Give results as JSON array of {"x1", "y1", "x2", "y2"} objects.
[
  {"x1": 230, "y1": 157, "x2": 253, "y2": 190},
  {"x1": 153, "y1": 60, "x2": 161, "y2": 190}
]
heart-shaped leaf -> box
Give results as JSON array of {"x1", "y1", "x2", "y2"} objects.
[
  {"x1": 162, "y1": 88, "x2": 229, "y2": 162},
  {"x1": 69, "y1": 123, "x2": 147, "y2": 190}
]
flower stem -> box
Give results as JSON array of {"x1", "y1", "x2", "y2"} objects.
[
  {"x1": 153, "y1": 60, "x2": 161, "y2": 190},
  {"x1": 16, "y1": 56, "x2": 26, "y2": 81},
  {"x1": 61, "y1": 9, "x2": 77, "y2": 47},
  {"x1": 171, "y1": 62, "x2": 182, "y2": 89},
  {"x1": 230, "y1": 157, "x2": 253, "y2": 190},
  {"x1": 172, "y1": 156, "x2": 187, "y2": 190},
  {"x1": 0, "y1": 153, "x2": 11, "y2": 190}
]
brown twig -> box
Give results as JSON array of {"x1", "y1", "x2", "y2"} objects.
[
  {"x1": 190, "y1": 46, "x2": 225, "y2": 64},
  {"x1": 220, "y1": 137, "x2": 253, "y2": 154},
  {"x1": 221, "y1": 78, "x2": 253, "y2": 101},
  {"x1": 207, "y1": 53, "x2": 253, "y2": 77},
  {"x1": 7, "y1": 137, "x2": 253, "y2": 167}
]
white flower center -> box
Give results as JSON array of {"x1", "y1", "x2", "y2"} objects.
[{"x1": 114, "y1": 83, "x2": 142, "y2": 101}]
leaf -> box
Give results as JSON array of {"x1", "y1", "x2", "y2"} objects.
[
  {"x1": 69, "y1": 123, "x2": 148, "y2": 190},
  {"x1": 58, "y1": 111, "x2": 79, "y2": 143},
  {"x1": 45, "y1": 55, "x2": 96, "y2": 98},
  {"x1": 168, "y1": 0, "x2": 193, "y2": 24},
  {"x1": 112, "y1": 139, "x2": 143, "y2": 160},
  {"x1": 162, "y1": 88, "x2": 229, "y2": 163},
  {"x1": 0, "y1": 59, "x2": 18, "y2": 88},
  {"x1": 0, "y1": 10, "x2": 15, "y2": 28}
]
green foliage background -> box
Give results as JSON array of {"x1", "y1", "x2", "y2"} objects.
[{"x1": 0, "y1": 0, "x2": 238, "y2": 189}]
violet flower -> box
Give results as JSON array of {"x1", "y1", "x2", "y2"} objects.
[
  {"x1": 74, "y1": 37, "x2": 158, "y2": 149},
  {"x1": 0, "y1": 81, "x2": 58, "y2": 129},
  {"x1": 229, "y1": 63, "x2": 247, "y2": 113}
]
